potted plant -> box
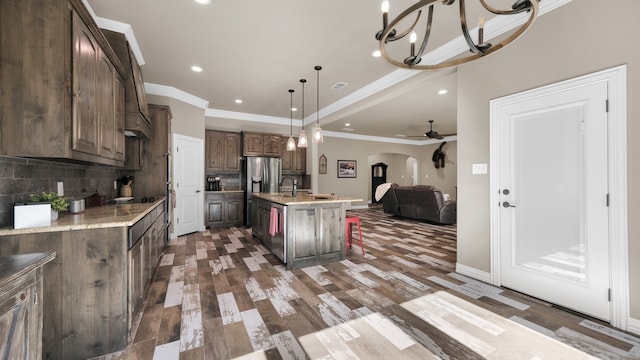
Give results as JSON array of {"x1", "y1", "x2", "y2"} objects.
[{"x1": 29, "y1": 191, "x2": 69, "y2": 220}]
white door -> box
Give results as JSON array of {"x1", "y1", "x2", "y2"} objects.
[
  {"x1": 173, "y1": 134, "x2": 204, "y2": 237},
  {"x1": 495, "y1": 81, "x2": 610, "y2": 320}
]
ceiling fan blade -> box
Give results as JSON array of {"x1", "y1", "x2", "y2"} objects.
[{"x1": 439, "y1": 133, "x2": 457, "y2": 137}]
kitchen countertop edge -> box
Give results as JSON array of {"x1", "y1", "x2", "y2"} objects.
[
  {"x1": 204, "y1": 190, "x2": 244, "y2": 194},
  {"x1": 0, "y1": 198, "x2": 166, "y2": 236},
  {"x1": 252, "y1": 193, "x2": 362, "y2": 206}
]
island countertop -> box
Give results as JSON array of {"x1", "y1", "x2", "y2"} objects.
[
  {"x1": 0, "y1": 198, "x2": 166, "y2": 236},
  {"x1": 252, "y1": 192, "x2": 362, "y2": 206}
]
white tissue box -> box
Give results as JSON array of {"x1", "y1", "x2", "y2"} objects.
[{"x1": 14, "y1": 203, "x2": 51, "y2": 229}]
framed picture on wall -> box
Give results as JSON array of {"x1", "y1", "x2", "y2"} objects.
[{"x1": 337, "y1": 160, "x2": 357, "y2": 178}]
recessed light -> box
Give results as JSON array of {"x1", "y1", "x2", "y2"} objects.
[
  {"x1": 438, "y1": 89, "x2": 448, "y2": 95},
  {"x1": 191, "y1": 65, "x2": 203, "y2": 72},
  {"x1": 345, "y1": 123, "x2": 351, "y2": 127},
  {"x1": 372, "y1": 49, "x2": 381, "y2": 57},
  {"x1": 291, "y1": 107, "x2": 297, "y2": 112},
  {"x1": 235, "y1": 99, "x2": 243, "y2": 104},
  {"x1": 194, "y1": 0, "x2": 211, "y2": 4}
]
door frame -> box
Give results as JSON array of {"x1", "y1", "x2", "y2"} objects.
[
  {"x1": 489, "y1": 65, "x2": 628, "y2": 329},
  {"x1": 171, "y1": 133, "x2": 205, "y2": 238}
]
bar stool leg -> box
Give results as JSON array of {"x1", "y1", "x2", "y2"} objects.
[
  {"x1": 345, "y1": 220, "x2": 352, "y2": 253},
  {"x1": 356, "y1": 219, "x2": 364, "y2": 255}
]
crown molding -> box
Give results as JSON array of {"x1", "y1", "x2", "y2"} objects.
[
  {"x1": 145, "y1": 83, "x2": 209, "y2": 109},
  {"x1": 82, "y1": 0, "x2": 146, "y2": 65}
]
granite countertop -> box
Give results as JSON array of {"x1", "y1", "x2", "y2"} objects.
[
  {"x1": 0, "y1": 198, "x2": 166, "y2": 236},
  {"x1": 204, "y1": 190, "x2": 244, "y2": 193},
  {"x1": 252, "y1": 192, "x2": 362, "y2": 206}
]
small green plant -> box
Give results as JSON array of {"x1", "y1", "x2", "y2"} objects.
[{"x1": 28, "y1": 191, "x2": 69, "y2": 212}]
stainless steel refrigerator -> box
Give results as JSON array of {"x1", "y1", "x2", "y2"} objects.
[{"x1": 243, "y1": 156, "x2": 281, "y2": 226}]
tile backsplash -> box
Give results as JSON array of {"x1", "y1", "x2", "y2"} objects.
[{"x1": 0, "y1": 156, "x2": 126, "y2": 228}]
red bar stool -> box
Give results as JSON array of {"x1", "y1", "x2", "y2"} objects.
[{"x1": 345, "y1": 214, "x2": 364, "y2": 255}]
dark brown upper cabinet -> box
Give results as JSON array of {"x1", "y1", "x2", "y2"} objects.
[
  {"x1": 0, "y1": 0, "x2": 126, "y2": 166},
  {"x1": 102, "y1": 29, "x2": 151, "y2": 139}
]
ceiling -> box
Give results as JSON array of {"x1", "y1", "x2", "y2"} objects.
[{"x1": 83, "y1": 0, "x2": 539, "y2": 143}]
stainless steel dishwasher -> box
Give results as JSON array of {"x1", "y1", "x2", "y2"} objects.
[{"x1": 270, "y1": 203, "x2": 286, "y2": 263}]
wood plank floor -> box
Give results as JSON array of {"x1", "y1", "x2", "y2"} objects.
[{"x1": 98, "y1": 205, "x2": 640, "y2": 359}]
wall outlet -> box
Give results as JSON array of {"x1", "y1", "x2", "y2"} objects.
[
  {"x1": 57, "y1": 182, "x2": 64, "y2": 196},
  {"x1": 472, "y1": 163, "x2": 488, "y2": 175}
]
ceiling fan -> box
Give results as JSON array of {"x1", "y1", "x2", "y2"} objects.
[{"x1": 408, "y1": 120, "x2": 456, "y2": 140}]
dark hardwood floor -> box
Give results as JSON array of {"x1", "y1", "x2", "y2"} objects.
[{"x1": 99, "y1": 205, "x2": 640, "y2": 359}]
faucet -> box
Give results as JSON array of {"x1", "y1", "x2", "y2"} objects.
[{"x1": 279, "y1": 176, "x2": 297, "y2": 196}]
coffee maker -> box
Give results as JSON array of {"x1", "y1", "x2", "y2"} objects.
[{"x1": 207, "y1": 176, "x2": 221, "y2": 191}]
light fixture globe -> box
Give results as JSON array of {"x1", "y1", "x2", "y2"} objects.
[
  {"x1": 297, "y1": 79, "x2": 308, "y2": 148},
  {"x1": 287, "y1": 89, "x2": 296, "y2": 151},
  {"x1": 312, "y1": 66, "x2": 323, "y2": 143},
  {"x1": 286, "y1": 136, "x2": 296, "y2": 151},
  {"x1": 313, "y1": 125, "x2": 323, "y2": 143}
]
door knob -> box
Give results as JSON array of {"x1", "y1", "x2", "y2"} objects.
[
  {"x1": 502, "y1": 201, "x2": 516, "y2": 208},
  {"x1": 196, "y1": 190, "x2": 201, "y2": 193}
]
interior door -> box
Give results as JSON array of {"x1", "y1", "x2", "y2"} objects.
[
  {"x1": 496, "y1": 80, "x2": 610, "y2": 320},
  {"x1": 173, "y1": 134, "x2": 204, "y2": 236}
]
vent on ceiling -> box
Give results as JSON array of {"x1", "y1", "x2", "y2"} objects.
[{"x1": 331, "y1": 82, "x2": 349, "y2": 90}]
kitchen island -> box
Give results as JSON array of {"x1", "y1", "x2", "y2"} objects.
[{"x1": 251, "y1": 193, "x2": 361, "y2": 269}]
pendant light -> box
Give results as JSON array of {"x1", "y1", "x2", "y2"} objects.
[
  {"x1": 297, "y1": 79, "x2": 308, "y2": 148},
  {"x1": 312, "y1": 65, "x2": 323, "y2": 143},
  {"x1": 286, "y1": 89, "x2": 296, "y2": 151}
]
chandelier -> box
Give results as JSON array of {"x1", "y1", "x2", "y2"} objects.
[{"x1": 375, "y1": 0, "x2": 539, "y2": 70}]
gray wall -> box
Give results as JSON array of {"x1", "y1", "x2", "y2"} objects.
[
  {"x1": 315, "y1": 137, "x2": 457, "y2": 205},
  {"x1": 369, "y1": 145, "x2": 458, "y2": 200},
  {"x1": 456, "y1": 0, "x2": 639, "y2": 318},
  {"x1": 147, "y1": 95, "x2": 205, "y2": 141}
]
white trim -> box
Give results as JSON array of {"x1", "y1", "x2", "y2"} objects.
[
  {"x1": 323, "y1": 131, "x2": 457, "y2": 145},
  {"x1": 205, "y1": 108, "x2": 299, "y2": 128},
  {"x1": 145, "y1": 83, "x2": 209, "y2": 109},
  {"x1": 349, "y1": 205, "x2": 369, "y2": 210},
  {"x1": 489, "y1": 65, "x2": 629, "y2": 330},
  {"x1": 81, "y1": 1, "x2": 147, "y2": 65},
  {"x1": 628, "y1": 317, "x2": 640, "y2": 336},
  {"x1": 455, "y1": 263, "x2": 491, "y2": 284}
]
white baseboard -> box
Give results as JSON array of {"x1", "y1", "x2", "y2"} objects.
[
  {"x1": 455, "y1": 263, "x2": 491, "y2": 283},
  {"x1": 628, "y1": 317, "x2": 640, "y2": 336}
]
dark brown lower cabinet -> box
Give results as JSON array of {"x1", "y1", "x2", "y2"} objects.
[
  {"x1": 0, "y1": 253, "x2": 56, "y2": 360},
  {"x1": 205, "y1": 192, "x2": 244, "y2": 228},
  {"x1": 0, "y1": 202, "x2": 166, "y2": 360}
]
